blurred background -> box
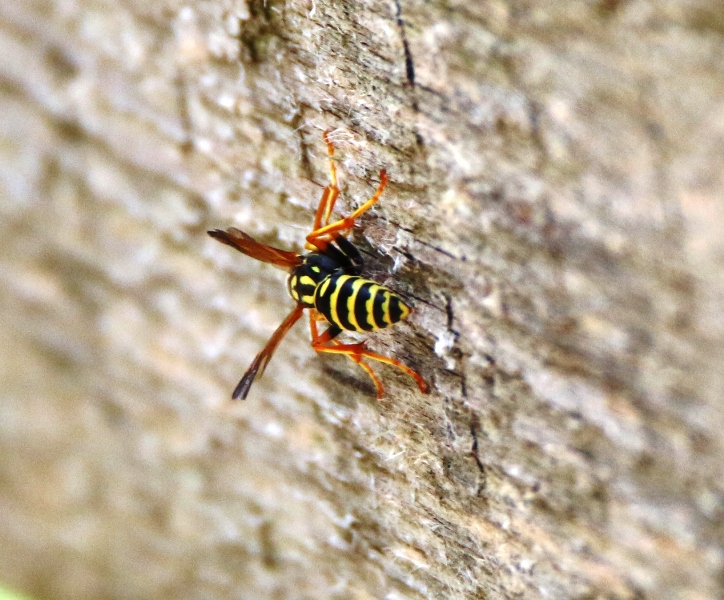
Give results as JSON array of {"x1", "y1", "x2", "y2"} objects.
[{"x1": 2, "y1": 1, "x2": 724, "y2": 599}]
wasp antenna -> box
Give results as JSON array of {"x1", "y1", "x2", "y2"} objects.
[
  {"x1": 229, "y1": 304, "x2": 305, "y2": 400},
  {"x1": 232, "y1": 369, "x2": 258, "y2": 400}
]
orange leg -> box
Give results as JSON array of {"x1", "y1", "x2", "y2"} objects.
[
  {"x1": 306, "y1": 131, "x2": 340, "y2": 251},
  {"x1": 307, "y1": 169, "x2": 388, "y2": 251},
  {"x1": 306, "y1": 130, "x2": 388, "y2": 252},
  {"x1": 309, "y1": 312, "x2": 428, "y2": 398},
  {"x1": 320, "y1": 131, "x2": 339, "y2": 227}
]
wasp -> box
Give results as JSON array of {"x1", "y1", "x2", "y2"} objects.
[{"x1": 208, "y1": 132, "x2": 429, "y2": 400}]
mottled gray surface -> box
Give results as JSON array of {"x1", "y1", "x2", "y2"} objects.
[{"x1": 1, "y1": 1, "x2": 723, "y2": 599}]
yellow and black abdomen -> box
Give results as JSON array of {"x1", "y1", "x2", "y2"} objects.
[{"x1": 314, "y1": 274, "x2": 410, "y2": 332}]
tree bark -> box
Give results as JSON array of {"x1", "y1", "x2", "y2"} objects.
[{"x1": 1, "y1": 1, "x2": 723, "y2": 599}]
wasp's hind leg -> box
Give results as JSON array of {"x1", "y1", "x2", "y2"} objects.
[
  {"x1": 309, "y1": 320, "x2": 383, "y2": 398},
  {"x1": 309, "y1": 317, "x2": 427, "y2": 398}
]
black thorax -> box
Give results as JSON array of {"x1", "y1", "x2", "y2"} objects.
[{"x1": 287, "y1": 236, "x2": 363, "y2": 307}]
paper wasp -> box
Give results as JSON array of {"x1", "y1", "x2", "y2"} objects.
[{"x1": 209, "y1": 132, "x2": 429, "y2": 400}]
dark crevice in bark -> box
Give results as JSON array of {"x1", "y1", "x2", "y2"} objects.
[
  {"x1": 469, "y1": 413, "x2": 487, "y2": 495},
  {"x1": 393, "y1": 0, "x2": 424, "y2": 149},
  {"x1": 393, "y1": 0, "x2": 416, "y2": 91},
  {"x1": 291, "y1": 106, "x2": 317, "y2": 182},
  {"x1": 175, "y1": 74, "x2": 194, "y2": 155}
]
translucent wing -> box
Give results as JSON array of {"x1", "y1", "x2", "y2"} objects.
[
  {"x1": 232, "y1": 304, "x2": 305, "y2": 400},
  {"x1": 208, "y1": 228, "x2": 302, "y2": 271}
]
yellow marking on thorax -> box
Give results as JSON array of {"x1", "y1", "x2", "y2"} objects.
[
  {"x1": 288, "y1": 275, "x2": 299, "y2": 301},
  {"x1": 299, "y1": 275, "x2": 316, "y2": 288}
]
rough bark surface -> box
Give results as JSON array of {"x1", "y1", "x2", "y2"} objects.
[{"x1": 1, "y1": 1, "x2": 723, "y2": 599}]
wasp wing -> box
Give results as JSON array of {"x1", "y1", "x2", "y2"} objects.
[
  {"x1": 208, "y1": 228, "x2": 302, "y2": 270},
  {"x1": 232, "y1": 303, "x2": 305, "y2": 400}
]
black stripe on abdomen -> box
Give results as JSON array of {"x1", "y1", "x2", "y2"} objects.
[
  {"x1": 353, "y1": 281, "x2": 376, "y2": 332},
  {"x1": 371, "y1": 288, "x2": 389, "y2": 330},
  {"x1": 315, "y1": 274, "x2": 410, "y2": 332},
  {"x1": 388, "y1": 295, "x2": 404, "y2": 324},
  {"x1": 333, "y1": 275, "x2": 357, "y2": 331}
]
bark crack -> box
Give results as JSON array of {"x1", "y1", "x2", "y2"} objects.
[
  {"x1": 393, "y1": 0, "x2": 424, "y2": 149},
  {"x1": 393, "y1": 0, "x2": 416, "y2": 92}
]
